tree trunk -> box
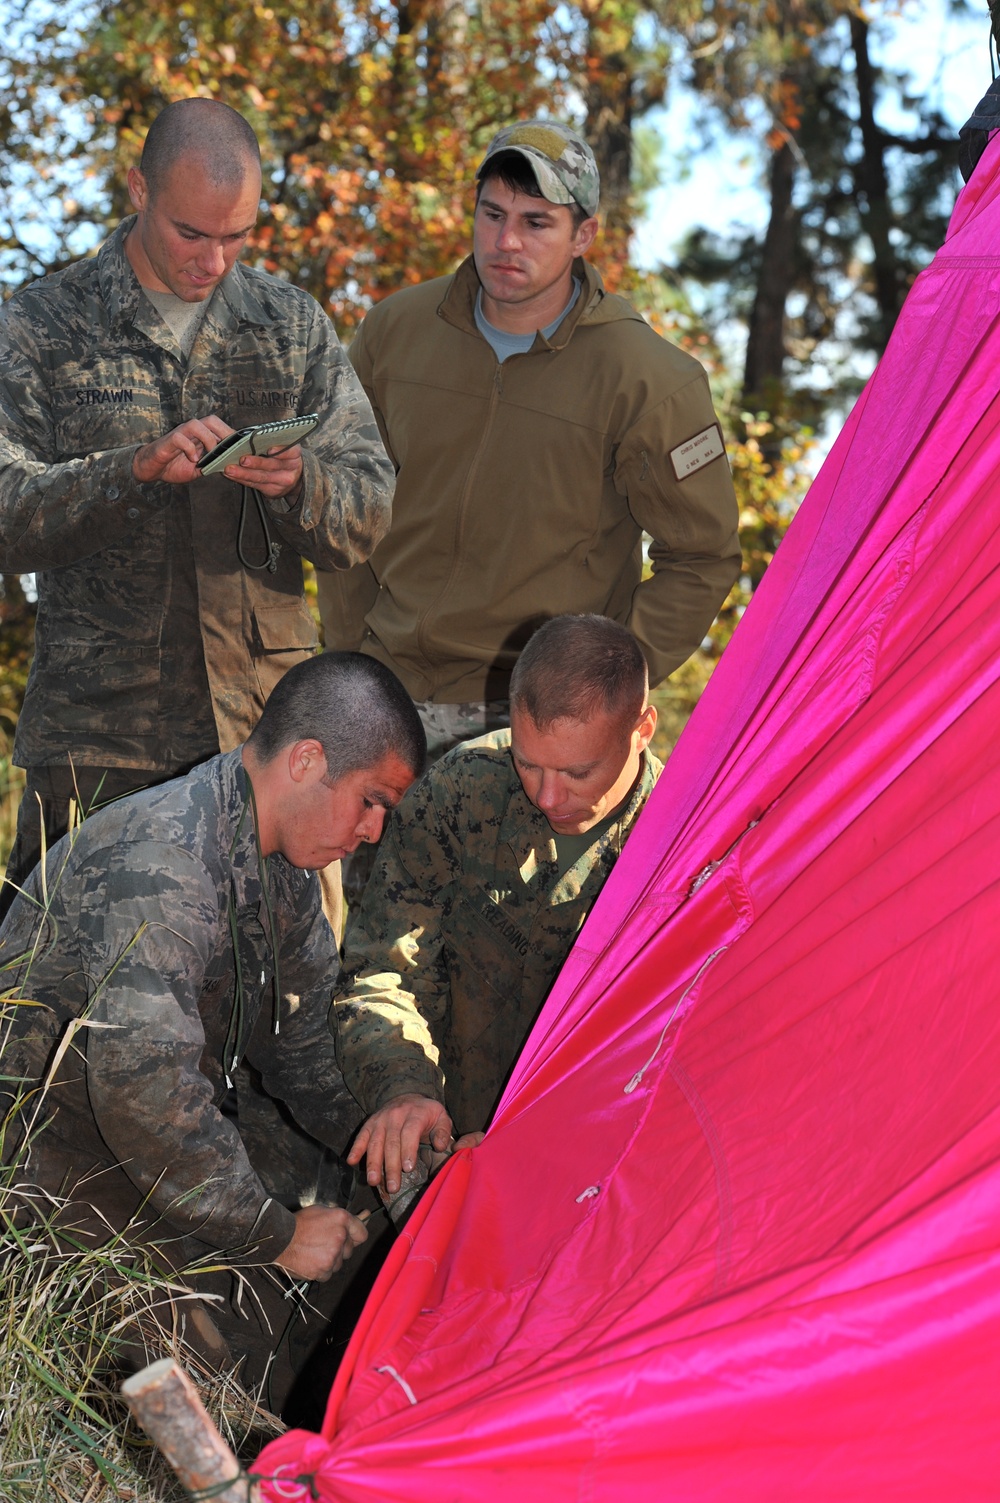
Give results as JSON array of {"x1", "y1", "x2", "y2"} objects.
[
  {"x1": 585, "y1": 68, "x2": 632, "y2": 242},
  {"x1": 742, "y1": 137, "x2": 797, "y2": 412},
  {"x1": 850, "y1": 11, "x2": 899, "y2": 349},
  {"x1": 581, "y1": 0, "x2": 635, "y2": 259}
]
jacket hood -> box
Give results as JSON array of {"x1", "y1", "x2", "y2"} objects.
[{"x1": 439, "y1": 255, "x2": 647, "y2": 348}]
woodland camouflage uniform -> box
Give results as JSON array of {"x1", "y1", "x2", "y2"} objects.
[
  {"x1": 0, "y1": 218, "x2": 394, "y2": 773},
  {"x1": 334, "y1": 729, "x2": 662, "y2": 1135},
  {"x1": 0, "y1": 750, "x2": 363, "y2": 1398}
]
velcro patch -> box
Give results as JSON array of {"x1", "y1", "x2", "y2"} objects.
[
  {"x1": 670, "y1": 424, "x2": 725, "y2": 481},
  {"x1": 506, "y1": 125, "x2": 568, "y2": 162}
]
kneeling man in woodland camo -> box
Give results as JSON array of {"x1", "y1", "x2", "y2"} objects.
[{"x1": 334, "y1": 614, "x2": 663, "y2": 1197}]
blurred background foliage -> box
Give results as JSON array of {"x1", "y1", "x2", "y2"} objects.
[{"x1": 0, "y1": 0, "x2": 979, "y2": 851}]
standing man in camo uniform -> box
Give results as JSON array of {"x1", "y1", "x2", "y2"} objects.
[
  {"x1": 320, "y1": 119, "x2": 740, "y2": 776},
  {"x1": 334, "y1": 616, "x2": 663, "y2": 1196},
  {"x1": 0, "y1": 97, "x2": 395, "y2": 920},
  {"x1": 0, "y1": 653, "x2": 424, "y2": 1404}
]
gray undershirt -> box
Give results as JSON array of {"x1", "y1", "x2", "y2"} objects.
[
  {"x1": 474, "y1": 277, "x2": 581, "y2": 363},
  {"x1": 143, "y1": 286, "x2": 212, "y2": 361},
  {"x1": 552, "y1": 802, "x2": 622, "y2": 875}
]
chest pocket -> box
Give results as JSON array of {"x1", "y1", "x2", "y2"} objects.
[
  {"x1": 442, "y1": 892, "x2": 529, "y2": 1014},
  {"x1": 51, "y1": 354, "x2": 166, "y2": 460},
  {"x1": 438, "y1": 891, "x2": 547, "y2": 1133}
]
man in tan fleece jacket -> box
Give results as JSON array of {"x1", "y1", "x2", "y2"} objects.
[{"x1": 320, "y1": 120, "x2": 740, "y2": 772}]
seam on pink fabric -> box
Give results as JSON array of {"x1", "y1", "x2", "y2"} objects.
[
  {"x1": 669, "y1": 1055, "x2": 735, "y2": 1294},
  {"x1": 856, "y1": 506, "x2": 923, "y2": 705}
]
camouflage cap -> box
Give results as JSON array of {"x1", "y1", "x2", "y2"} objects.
[{"x1": 477, "y1": 120, "x2": 600, "y2": 217}]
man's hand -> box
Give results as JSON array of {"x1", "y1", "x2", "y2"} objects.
[
  {"x1": 347, "y1": 1093, "x2": 454, "y2": 1195},
  {"x1": 273, "y1": 1203, "x2": 368, "y2": 1283},
  {"x1": 132, "y1": 416, "x2": 235, "y2": 486},
  {"x1": 225, "y1": 443, "x2": 305, "y2": 502},
  {"x1": 132, "y1": 421, "x2": 303, "y2": 500}
]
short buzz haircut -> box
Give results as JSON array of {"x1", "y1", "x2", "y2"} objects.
[
  {"x1": 247, "y1": 652, "x2": 426, "y2": 783},
  {"x1": 509, "y1": 615, "x2": 648, "y2": 732},
  {"x1": 139, "y1": 98, "x2": 261, "y2": 199},
  {"x1": 476, "y1": 150, "x2": 590, "y2": 230}
]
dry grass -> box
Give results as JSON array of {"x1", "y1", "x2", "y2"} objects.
[
  {"x1": 0, "y1": 896, "x2": 285, "y2": 1502},
  {"x1": 0, "y1": 1192, "x2": 284, "y2": 1502},
  {"x1": 0, "y1": 745, "x2": 24, "y2": 882}
]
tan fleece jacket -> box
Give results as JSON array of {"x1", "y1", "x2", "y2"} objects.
[{"x1": 320, "y1": 256, "x2": 740, "y2": 698}]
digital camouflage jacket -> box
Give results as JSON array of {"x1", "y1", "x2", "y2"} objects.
[
  {"x1": 334, "y1": 730, "x2": 662, "y2": 1134},
  {"x1": 0, "y1": 750, "x2": 357, "y2": 1261},
  {"x1": 0, "y1": 219, "x2": 394, "y2": 772}
]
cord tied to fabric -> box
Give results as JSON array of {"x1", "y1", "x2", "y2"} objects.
[
  {"x1": 624, "y1": 947, "x2": 729, "y2": 1094},
  {"x1": 187, "y1": 1467, "x2": 321, "y2": 1500}
]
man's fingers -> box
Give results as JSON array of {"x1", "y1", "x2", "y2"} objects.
[
  {"x1": 346, "y1": 1215, "x2": 369, "y2": 1248},
  {"x1": 389, "y1": 1104, "x2": 453, "y2": 1193},
  {"x1": 381, "y1": 1125, "x2": 405, "y2": 1196},
  {"x1": 227, "y1": 449, "x2": 304, "y2": 497},
  {"x1": 400, "y1": 1113, "x2": 430, "y2": 1176},
  {"x1": 133, "y1": 415, "x2": 238, "y2": 483},
  {"x1": 203, "y1": 413, "x2": 234, "y2": 439},
  {"x1": 353, "y1": 1097, "x2": 454, "y2": 1194},
  {"x1": 184, "y1": 415, "x2": 233, "y2": 456},
  {"x1": 176, "y1": 432, "x2": 207, "y2": 464},
  {"x1": 346, "y1": 1123, "x2": 372, "y2": 1167},
  {"x1": 364, "y1": 1120, "x2": 389, "y2": 1187}
]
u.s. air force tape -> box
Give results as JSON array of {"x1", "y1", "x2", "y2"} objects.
[{"x1": 670, "y1": 423, "x2": 726, "y2": 481}]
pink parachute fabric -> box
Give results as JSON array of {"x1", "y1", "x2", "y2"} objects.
[{"x1": 255, "y1": 143, "x2": 1000, "y2": 1499}]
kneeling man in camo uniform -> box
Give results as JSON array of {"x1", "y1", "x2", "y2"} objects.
[
  {"x1": 0, "y1": 651, "x2": 423, "y2": 1405},
  {"x1": 334, "y1": 614, "x2": 663, "y2": 1197}
]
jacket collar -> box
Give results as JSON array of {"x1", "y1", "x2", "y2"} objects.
[
  {"x1": 98, "y1": 217, "x2": 273, "y2": 337},
  {"x1": 437, "y1": 254, "x2": 607, "y2": 351},
  {"x1": 98, "y1": 221, "x2": 146, "y2": 331},
  {"x1": 221, "y1": 748, "x2": 305, "y2": 907},
  {"x1": 501, "y1": 746, "x2": 662, "y2": 889},
  {"x1": 221, "y1": 749, "x2": 265, "y2": 902}
]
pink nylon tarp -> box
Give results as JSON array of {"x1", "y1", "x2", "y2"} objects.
[{"x1": 255, "y1": 141, "x2": 1000, "y2": 1499}]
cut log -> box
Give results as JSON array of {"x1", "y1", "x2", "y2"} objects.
[{"x1": 121, "y1": 1357, "x2": 257, "y2": 1502}]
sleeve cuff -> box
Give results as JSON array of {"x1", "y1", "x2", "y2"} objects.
[
  {"x1": 370, "y1": 1070, "x2": 446, "y2": 1115},
  {"x1": 234, "y1": 1196, "x2": 298, "y2": 1264},
  {"x1": 266, "y1": 452, "x2": 315, "y2": 516}
]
